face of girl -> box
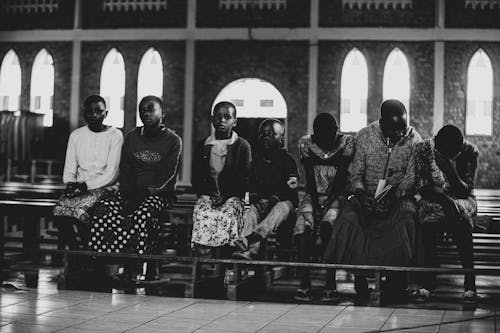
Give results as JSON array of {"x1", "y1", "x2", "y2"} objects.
[
  {"x1": 139, "y1": 100, "x2": 163, "y2": 127},
  {"x1": 83, "y1": 101, "x2": 107, "y2": 127}
]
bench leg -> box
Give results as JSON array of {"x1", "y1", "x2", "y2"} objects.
[
  {"x1": 371, "y1": 271, "x2": 382, "y2": 306},
  {"x1": 185, "y1": 260, "x2": 224, "y2": 298},
  {"x1": 23, "y1": 216, "x2": 41, "y2": 263}
]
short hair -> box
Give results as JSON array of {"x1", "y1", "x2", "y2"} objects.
[
  {"x1": 83, "y1": 95, "x2": 106, "y2": 109},
  {"x1": 139, "y1": 95, "x2": 163, "y2": 111},
  {"x1": 435, "y1": 124, "x2": 464, "y2": 154},
  {"x1": 313, "y1": 112, "x2": 338, "y2": 134},
  {"x1": 213, "y1": 101, "x2": 237, "y2": 118},
  {"x1": 380, "y1": 99, "x2": 406, "y2": 120},
  {"x1": 259, "y1": 118, "x2": 285, "y2": 134}
]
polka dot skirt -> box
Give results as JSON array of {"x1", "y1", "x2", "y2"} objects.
[{"x1": 88, "y1": 192, "x2": 166, "y2": 255}]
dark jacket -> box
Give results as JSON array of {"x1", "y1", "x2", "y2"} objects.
[
  {"x1": 191, "y1": 134, "x2": 251, "y2": 199},
  {"x1": 249, "y1": 149, "x2": 299, "y2": 208}
]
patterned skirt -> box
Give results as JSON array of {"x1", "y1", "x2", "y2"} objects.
[
  {"x1": 417, "y1": 196, "x2": 477, "y2": 228},
  {"x1": 191, "y1": 195, "x2": 244, "y2": 247},
  {"x1": 88, "y1": 192, "x2": 166, "y2": 254},
  {"x1": 294, "y1": 194, "x2": 341, "y2": 235},
  {"x1": 53, "y1": 188, "x2": 110, "y2": 227}
]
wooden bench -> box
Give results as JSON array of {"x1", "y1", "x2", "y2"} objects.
[{"x1": 4, "y1": 189, "x2": 500, "y2": 305}]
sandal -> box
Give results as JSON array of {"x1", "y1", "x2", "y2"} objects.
[
  {"x1": 294, "y1": 288, "x2": 312, "y2": 302},
  {"x1": 413, "y1": 288, "x2": 431, "y2": 302},
  {"x1": 463, "y1": 290, "x2": 478, "y2": 304}
]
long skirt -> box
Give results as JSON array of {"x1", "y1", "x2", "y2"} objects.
[
  {"x1": 88, "y1": 192, "x2": 166, "y2": 254},
  {"x1": 191, "y1": 195, "x2": 244, "y2": 248},
  {"x1": 323, "y1": 198, "x2": 417, "y2": 269},
  {"x1": 417, "y1": 196, "x2": 477, "y2": 228},
  {"x1": 53, "y1": 188, "x2": 110, "y2": 227}
]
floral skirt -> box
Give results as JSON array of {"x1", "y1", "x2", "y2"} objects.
[
  {"x1": 53, "y1": 188, "x2": 110, "y2": 227},
  {"x1": 417, "y1": 196, "x2": 477, "y2": 228},
  {"x1": 88, "y1": 192, "x2": 166, "y2": 254},
  {"x1": 191, "y1": 195, "x2": 244, "y2": 247}
]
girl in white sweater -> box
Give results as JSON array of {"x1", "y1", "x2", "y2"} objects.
[{"x1": 53, "y1": 95, "x2": 123, "y2": 249}]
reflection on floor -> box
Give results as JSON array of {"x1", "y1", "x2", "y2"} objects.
[{"x1": 0, "y1": 268, "x2": 499, "y2": 333}]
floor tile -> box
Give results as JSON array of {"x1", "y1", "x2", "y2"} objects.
[{"x1": 0, "y1": 323, "x2": 56, "y2": 333}]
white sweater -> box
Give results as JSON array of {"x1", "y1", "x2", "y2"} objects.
[{"x1": 63, "y1": 126, "x2": 123, "y2": 190}]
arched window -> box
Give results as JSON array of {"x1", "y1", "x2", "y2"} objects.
[
  {"x1": 212, "y1": 78, "x2": 287, "y2": 147},
  {"x1": 340, "y1": 48, "x2": 368, "y2": 133},
  {"x1": 383, "y1": 48, "x2": 410, "y2": 116},
  {"x1": 212, "y1": 78, "x2": 287, "y2": 118},
  {"x1": 30, "y1": 49, "x2": 54, "y2": 127},
  {"x1": 466, "y1": 49, "x2": 493, "y2": 136},
  {"x1": 0, "y1": 50, "x2": 21, "y2": 111},
  {"x1": 100, "y1": 48, "x2": 125, "y2": 128},
  {"x1": 137, "y1": 48, "x2": 163, "y2": 126}
]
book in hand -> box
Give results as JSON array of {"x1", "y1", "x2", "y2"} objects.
[{"x1": 375, "y1": 179, "x2": 393, "y2": 202}]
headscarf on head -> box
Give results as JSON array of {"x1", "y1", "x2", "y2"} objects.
[{"x1": 312, "y1": 112, "x2": 339, "y2": 150}]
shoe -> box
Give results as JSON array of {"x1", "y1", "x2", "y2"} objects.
[
  {"x1": 321, "y1": 289, "x2": 340, "y2": 302},
  {"x1": 414, "y1": 288, "x2": 431, "y2": 302},
  {"x1": 294, "y1": 288, "x2": 312, "y2": 302},
  {"x1": 463, "y1": 290, "x2": 478, "y2": 304},
  {"x1": 232, "y1": 250, "x2": 253, "y2": 261},
  {"x1": 354, "y1": 277, "x2": 369, "y2": 298},
  {"x1": 233, "y1": 237, "x2": 249, "y2": 252}
]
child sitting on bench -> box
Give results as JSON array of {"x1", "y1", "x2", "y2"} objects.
[
  {"x1": 54, "y1": 95, "x2": 123, "y2": 250},
  {"x1": 191, "y1": 101, "x2": 251, "y2": 255},
  {"x1": 232, "y1": 118, "x2": 299, "y2": 260},
  {"x1": 414, "y1": 124, "x2": 478, "y2": 302},
  {"x1": 88, "y1": 95, "x2": 182, "y2": 279}
]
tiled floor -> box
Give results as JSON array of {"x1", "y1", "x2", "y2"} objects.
[{"x1": 0, "y1": 288, "x2": 498, "y2": 333}]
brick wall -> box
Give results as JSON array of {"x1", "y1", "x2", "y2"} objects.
[
  {"x1": 80, "y1": 41, "x2": 185, "y2": 136},
  {"x1": 319, "y1": 0, "x2": 435, "y2": 27},
  {"x1": 83, "y1": 0, "x2": 187, "y2": 28},
  {"x1": 0, "y1": 42, "x2": 72, "y2": 159},
  {"x1": 193, "y1": 41, "x2": 309, "y2": 161},
  {"x1": 444, "y1": 42, "x2": 500, "y2": 188},
  {"x1": 0, "y1": 0, "x2": 75, "y2": 30},
  {"x1": 446, "y1": 0, "x2": 500, "y2": 29},
  {"x1": 318, "y1": 41, "x2": 435, "y2": 138},
  {"x1": 196, "y1": 0, "x2": 310, "y2": 27}
]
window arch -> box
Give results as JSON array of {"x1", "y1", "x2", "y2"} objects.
[
  {"x1": 383, "y1": 48, "x2": 410, "y2": 116},
  {"x1": 466, "y1": 49, "x2": 493, "y2": 136},
  {"x1": 340, "y1": 48, "x2": 368, "y2": 133},
  {"x1": 30, "y1": 49, "x2": 54, "y2": 127},
  {"x1": 212, "y1": 78, "x2": 287, "y2": 119},
  {"x1": 212, "y1": 78, "x2": 287, "y2": 147},
  {"x1": 0, "y1": 50, "x2": 21, "y2": 111},
  {"x1": 100, "y1": 48, "x2": 125, "y2": 128},
  {"x1": 137, "y1": 48, "x2": 163, "y2": 126}
]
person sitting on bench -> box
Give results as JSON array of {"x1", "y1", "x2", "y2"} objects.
[
  {"x1": 191, "y1": 101, "x2": 251, "y2": 255},
  {"x1": 54, "y1": 95, "x2": 123, "y2": 250},
  {"x1": 323, "y1": 99, "x2": 421, "y2": 302},
  {"x1": 88, "y1": 95, "x2": 182, "y2": 279},
  {"x1": 232, "y1": 118, "x2": 299, "y2": 261},
  {"x1": 293, "y1": 112, "x2": 355, "y2": 302},
  {"x1": 414, "y1": 124, "x2": 478, "y2": 302}
]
